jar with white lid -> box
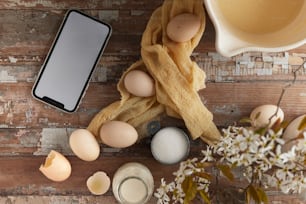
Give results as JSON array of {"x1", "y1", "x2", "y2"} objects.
[
  {"x1": 150, "y1": 127, "x2": 190, "y2": 165},
  {"x1": 112, "y1": 162, "x2": 154, "y2": 204}
]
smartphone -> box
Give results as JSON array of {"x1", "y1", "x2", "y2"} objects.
[{"x1": 32, "y1": 10, "x2": 112, "y2": 112}]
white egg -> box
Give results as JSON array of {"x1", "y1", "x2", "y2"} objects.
[
  {"x1": 282, "y1": 114, "x2": 306, "y2": 152},
  {"x1": 250, "y1": 104, "x2": 284, "y2": 128},
  {"x1": 39, "y1": 150, "x2": 71, "y2": 182},
  {"x1": 69, "y1": 129, "x2": 100, "y2": 161}
]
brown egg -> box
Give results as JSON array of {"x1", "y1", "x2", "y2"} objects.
[
  {"x1": 69, "y1": 129, "x2": 100, "y2": 162},
  {"x1": 39, "y1": 150, "x2": 72, "y2": 182},
  {"x1": 124, "y1": 70, "x2": 155, "y2": 97},
  {"x1": 166, "y1": 13, "x2": 201, "y2": 43},
  {"x1": 100, "y1": 121, "x2": 138, "y2": 148}
]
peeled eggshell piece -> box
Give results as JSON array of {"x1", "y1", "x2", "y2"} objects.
[
  {"x1": 124, "y1": 70, "x2": 155, "y2": 97},
  {"x1": 166, "y1": 13, "x2": 201, "y2": 43},
  {"x1": 100, "y1": 120, "x2": 138, "y2": 148},
  {"x1": 86, "y1": 171, "x2": 111, "y2": 195},
  {"x1": 69, "y1": 129, "x2": 100, "y2": 161},
  {"x1": 282, "y1": 114, "x2": 306, "y2": 152},
  {"x1": 39, "y1": 150, "x2": 71, "y2": 182},
  {"x1": 250, "y1": 104, "x2": 284, "y2": 128}
]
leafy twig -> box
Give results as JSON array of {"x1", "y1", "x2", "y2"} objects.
[{"x1": 269, "y1": 61, "x2": 306, "y2": 123}]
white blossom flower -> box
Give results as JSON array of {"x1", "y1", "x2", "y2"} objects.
[
  {"x1": 267, "y1": 129, "x2": 285, "y2": 145},
  {"x1": 201, "y1": 146, "x2": 214, "y2": 162},
  {"x1": 172, "y1": 183, "x2": 185, "y2": 204},
  {"x1": 280, "y1": 146, "x2": 297, "y2": 163},
  {"x1": 197, "y1": 177, "x2": 210, "y2": 192},
  {"x1": 232, "y1": 134, "x2": 248, "y2": 151},
  {"x1": 279, "y1": 180, "x2": 294, "y2": 194},
  {"x1": 262, "y1": 173, "x2": 278, "y2": 188},
  {"x1": 155, "y1": 179, "x2": 174, "y2": 204},
  {"x1": 155, "y1": 125, "x2": 306, "y2": 203}
]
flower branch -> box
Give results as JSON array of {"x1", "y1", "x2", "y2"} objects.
[{"x1": 155, "y1": 60, "x2": 306, "y2": 204}]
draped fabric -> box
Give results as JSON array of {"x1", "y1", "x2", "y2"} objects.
[{"x1": 87, "y1": 0, "x2": 221, "y2": 145}]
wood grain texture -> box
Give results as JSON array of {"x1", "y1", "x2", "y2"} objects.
[
  {"x1": 0, "y1": 82, "x2": 305, "y2": 128},
  {"x1": 0, "y1": 157, "x2": 177, "y2": 194},
  {"x1": 0, "y1": 0, "x2": 305, "y2": 203}
]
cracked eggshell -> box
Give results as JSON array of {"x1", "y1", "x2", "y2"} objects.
[
  {"x1": 69, "y1": 129, "x2": 100, "y2": 162},
  {"x1": 39, "y1": 150, "x2": 71, "y2": 182},
  {"x1": 86, "y1": 171, "x2": 111, "y2": 195},
  {"x1": 250, "y1": 104, "x2": 284, "y2": 128},
  {"x1": 100, "y1": 121, "x2": 138, "y2": 148}
]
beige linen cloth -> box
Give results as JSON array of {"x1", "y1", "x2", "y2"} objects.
[{"x1": 87, "y1": 0, "x2": 221, "y2": 145}]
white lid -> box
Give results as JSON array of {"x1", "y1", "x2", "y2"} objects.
[{"x1": 151, "y1": 127, "x2": 190, "y2": 164}]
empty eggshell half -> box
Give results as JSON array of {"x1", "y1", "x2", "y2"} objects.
[
  {"x1": 100, "y1": 120, "x2": 138, "y2": 148},
  {"x1": 166, "y1": 13, "x2": 201, "y2": 43},
  {"x1": 250, "y1": 104, "x2": 284, "y2": 128},
  {"x1": 39, "y1": 150, "x2": 71, "y2": 182},
  {"x1": 124, "y1": 70, "x2": 155, "y2": 97},
  {"x1": 86, "y1": 171, "x2": 111, "y2": 195},
  {"x1": 69, "y1": 129, "x2": 100, "y2": 161}
]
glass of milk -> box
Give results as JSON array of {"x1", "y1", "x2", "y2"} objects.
[{"x1": 112, "y1": 162, "x2": 154, "y2": 204}]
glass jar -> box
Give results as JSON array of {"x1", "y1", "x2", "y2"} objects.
[{"x1": 112, "y1": 162, "x2": 154, "y2": 204}]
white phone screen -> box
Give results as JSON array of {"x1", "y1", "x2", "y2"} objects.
[{"x1": 32, "y1": 10, "x2": 111, "y2": 112}]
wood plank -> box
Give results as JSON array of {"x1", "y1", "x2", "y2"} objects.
[
  {"x1": 0, "y1": 195, "x2": 305, "y2": 204},
  {"x1": 202, "y1": 81, "x2": 306, "y2": 127},
  {"x1": 0, "y1": 82, "x2": 304, "y2": 129},
  {"x1": 0, "y1": 196, "x2": 121, "y2": 204},
  {"x1": 0, "y1": 126, "x2": 205, "y2": 156},
  {"x1": 0, "y1": 156, "x2": 177, "y2": 197},
  {"x1": 0, "y1": 10, "x2": 305, "y2": 57},
  {"x1": 0, "y1": 0, "x2": 305, "y2": 203},
  {"x1": 0, "y1": 0, "x2": 164, "y2": 10},
  {"x1": 0, "y1": 52, "x2": 305, "y2": 84},
  {"x1": 0, "y1": 10, "x2": 146, "y2": 55},
  {"x1": 0, "y1": 156, "x2": 304, "y2": 203}
]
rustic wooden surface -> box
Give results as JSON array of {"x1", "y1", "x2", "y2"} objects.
[{"x1": 0, "y1": 0, "x2": 306, "y2": 203}]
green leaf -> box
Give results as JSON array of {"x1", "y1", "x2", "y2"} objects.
[
  {"x1": 254, "y1": 126, "x2": 267, "y2": 136},
  {"x1": 194, "y1": 172, "x2": 213, "y2": 181},
  {"x1": 298, "y1": 116, "x2": 306, "y2": 131},
  {"x1": 256, "y1": 187, "x2": 268, "y2": 204},
  {"x1": 182, "y1": 176, "x2": 192, "y2": 193},
  {"x1": 217, "y1": 164, "x2": 234, "y2": 182},
  {"x1": 247, "y1": 185, "x2": 260, "y2": 204},
  {"x1": 182, "y1": 176, "x2": 197, "y2": 204},
  {"x1": 246, "y1": 185, "x2": 268, "y2": 204},
  {"x1": 246, "y1": 188, "x2": 251, "y2": 204},
  {"x1": 239, "y1": 117, "x2": 252, "y2": 124},
  {"x1": 199, "y1": 190, "x2": 211, "y2": 204},
  {"x1": 196, "y1": 162, "x2": 213, "y2": 169}
]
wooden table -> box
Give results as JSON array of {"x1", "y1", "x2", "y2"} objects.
[{"x1": 0, "y1": 0, "x2": 306, "y2": 203}]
